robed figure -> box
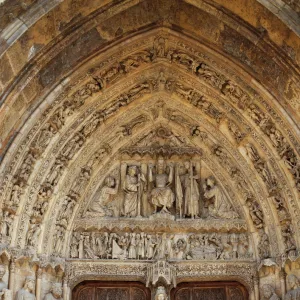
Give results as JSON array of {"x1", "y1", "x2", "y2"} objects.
[
  {"x1": 122, "y1": 165, "x2": 146, "y2": 217},
  {"x1": 149, "y1": 158, "x2": 174, "y2": 214},
  {"x1": 180, "y1": 162, "x2": 200, "y2": 218}
]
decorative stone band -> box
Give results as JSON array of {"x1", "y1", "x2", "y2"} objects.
[
  {"x1": 73, "y1": 218, "x2": 248, "y2": 233},
  {"x1": 66, "y1": 260, "x2": 256, "y2": 293}
]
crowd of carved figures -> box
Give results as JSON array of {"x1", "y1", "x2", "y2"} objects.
[
  {"x1": 85, "y1": 158, "x2": 238, "y2": 220},
  {"x1": 69, "y1": 231, "x2": 252, "y2": 261}
]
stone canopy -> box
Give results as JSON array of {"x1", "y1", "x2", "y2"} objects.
[{"x1": 0, "y1": 0, "x2": 300, "y2": 299}]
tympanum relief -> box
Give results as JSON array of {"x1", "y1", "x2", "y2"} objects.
[{"x1": 84, "y1": 157, "x2": 238, "y2": 221}]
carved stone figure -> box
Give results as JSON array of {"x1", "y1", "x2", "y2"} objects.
[
  {"x1": 0, "y1": 265, "x2": 11, "y2": 300},
  {"x1": 203, "y1": 177, "x2": 238, "y2": 219},
  {"x1": 123, "y1": 165, "x2": 146, "y2": 217},
  {"x1": 87, "y1": 176, "x2": 119, "y2": 217},
  {"x1": 285, "y1": 274, "x2": 300, "y2": 300},
  {"x1": 180, "y1": 162, "x2": 200, "y2": 218},
  {"x1": 26, "y1": 221, "x2": 41, "y2": 248},
  {"x1": 282, "y1": 221, "x2": 297, "y2": 256},
  {"x1": 43, "y1": 283, "x2": 63, "y2": 300},
  {"x1": 149, "y1": 158, "x2": 174, "y2": 214},
  {"x1": 257, "y1": 229, "x2": 270, "y2": 259},
  {"x1": 53, "y1": 225, "x2": 65, "y2": 254},
  {"x1": 155, "y1": 286, "x2": 168, "y2": 300},
  {"x1": 261, "y1": 284, "x2": 280, "y2": 300},
  {"x1": 61, "y1": 133, "x2": 85, "y2": 160},
  {"x1": 153, "y1": 37, "x2": 166, "y2": 59},
  {"x1": 70, "y1": 166, "x2": 92, "y2": 198},
  {"x1": 16, "y1": 276, "x2": 36, "y2": 300},
  {"x1": 46, "y1": 158, "x2": 66, "y2": 186},
  {"x1": 0, "y1": 211, "x2": 13, "y2": 237},
  {"x1": 8, "y1": 181, "x2": 24, "y2": 208},
  {"x1": 246, "y1": 199, "x2": 264, "y2": 229}
]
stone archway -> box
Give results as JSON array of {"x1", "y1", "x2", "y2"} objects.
[{"x1": 1, "y1": 1, "x2": 300, "y2": 300}]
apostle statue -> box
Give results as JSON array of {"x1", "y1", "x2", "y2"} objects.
[
  {"x1": 203, "y1": 176, "x2": 239, "y2": 219},
  {"x1": 154, "y1": 286, "x2": 168, "y2": 300},
  {"x1": 87, "y1": 176, "x2": 119, "y2": 217},
  {"x1": 16, "y1": 276, "x2": 36, "y2": 300},
  {"x1": 285, "y1": 274, "x2": 300, "y2": 300},
  {"x1": 149, "y1": 157, "x2": 174, "y2": 214},
  {"x1": 43, "y1": 283, "x2": 62, "y2": 300},
  {"x1": 180, "y1": 161, "x2": 200, "y2": 218},
  {"x1": 122, "y1": 165, "x2": 146, "y2": 217}
]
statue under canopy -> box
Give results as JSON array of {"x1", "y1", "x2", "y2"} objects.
[
  {"x1": 16, "y1": 276, "x2": 36, "y2": 300},
  {"x1": 154, "y1": 286, "x2": 168, "y2": 300},
  {"x1": 149, "y1": 158, "x2": 174, "y2": 214}
]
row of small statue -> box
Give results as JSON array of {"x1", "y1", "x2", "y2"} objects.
[
  {"x1": 70, "y1": 231, "x2": 251, "y2": 261},
  {"x1": 261, "y1": 274, "x2": 300, "y2": 299},
  {"x1": 0, "y1": 265, "x2": 62, "y2": 300},
  {"x1": 87, "y1": 159, "x2": 238, "y2": 219}
]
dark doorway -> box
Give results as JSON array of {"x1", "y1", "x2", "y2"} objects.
[
  {"x1": 72, "y1": 281, "x2": 151, "y2": 300},
  {"x1": 171, "y1": 281, "x2": 248, "y2": 300}
]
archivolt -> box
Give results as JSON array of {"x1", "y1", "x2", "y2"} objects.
[{"x1": 0, "y1": 28, "x2": 299, "y2": 263}]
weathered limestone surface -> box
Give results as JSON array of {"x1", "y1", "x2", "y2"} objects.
[{"x1": 0, "y1": 1, "x2": 300, "y2": 299}]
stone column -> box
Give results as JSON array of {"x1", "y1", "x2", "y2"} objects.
[
  {"x1": 8, "y1": 260, "x2": 15, "y2": 293},
  {"x1": 63, "y1": 278, "x2": 69, "y2": 300},
  {"x1": 279, "y1": 269, "x2": 286, "y2": 298},
  {"x1": 254, "y1": 275, "x2": 260, "y2": 300},
  {"x1": 36, "y1": 267, "x2": 43, "y2": 300}
]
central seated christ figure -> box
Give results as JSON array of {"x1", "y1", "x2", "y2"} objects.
[{"x1": 149, "y1": 157, "x2": 174, "y2": 214}]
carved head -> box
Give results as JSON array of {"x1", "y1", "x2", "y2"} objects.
[
  {"x1": 104, "y1": 176, "x2": 115, "y2": 187},
  {"x1": 157, "y1": 157, "x2": 165, "y2": 174},
  {"x1": 155, "y1": 286, "x2": 168, "y2": 300},
  {"x1": 184, "y1": 161, "x2": 190, "y2": 169},
  {"x1": 0, "y1": 265, "x2": 5, "y2": 280},
  {"x1": 24, "y1": 276, "x2": 35, "y2": 292},
  {"x1": 51, "y1": 283, "x2": 63, "y2": 298},
  {"x1": 128, "y1": 166, "x2": 137, "y2": 176},
  {"x1": 206, "y1": 176, "x2": 215, "y2": 187},
  {"x1": 261, "y1": 284, "x2": 274, "y2": 298},
  {"x1": 287, "y1": 274, "x2": 300, "y2": 290}
]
